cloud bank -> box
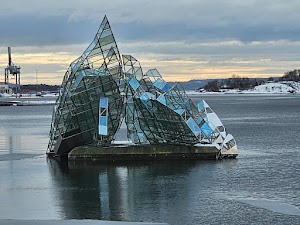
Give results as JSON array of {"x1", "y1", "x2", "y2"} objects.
[{"x1": 1, "y1": 0, "x2": 300, "y2": 84}]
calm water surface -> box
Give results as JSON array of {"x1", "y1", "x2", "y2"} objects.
[{"x1": 0, "y1": 94, "x2": 300, "y2": 225}]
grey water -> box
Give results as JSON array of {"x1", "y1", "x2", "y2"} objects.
[{"x1": 0, "y1": 94, "x2": 300, "y2": 225}]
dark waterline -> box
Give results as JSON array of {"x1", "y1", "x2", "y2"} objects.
[{"x1": 0, "y1": 94, "x2": 300, "y2": 225}]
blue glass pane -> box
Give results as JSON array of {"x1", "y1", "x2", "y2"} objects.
[
  {"x1": 197, "y1": 101, "x2": 205, "y2": 112},
  {"x1": 84, "y1": 38, "x2": 96, "y2": 54},
  {"x1": 137, "y1": 132, "x2": 145, "y2": 142},
  {"x1": 100, "y1": 97, "x2": 108, "y2": 108},
  {"x1": 195, "y1": 117, "x2": 203, "y2": 124},
  {"x1": 171, "y1": 101, "x2": 184, "y2": 109},
  {"x1": 174, "y1": 108, "x2": 185, "y2": 115},
  {"x1": 186, "y1": 117, "x2": 201, "y2": 136},
  {"x1": 99, "y1": 125, "x2": 108, "y2": 135},
  {"x1": 201, "y1": 122, "x2": 212, "y2": 137},
  {"x1": 99, "y1": 116, "x2": 107, "y2": 126},
  {"x1": 140, "y1": 92, "x2": 154, "y2": 101},
  {"x1": 71, "y1": 62, "x2": 80, "y2": 73},
  {"x1": 153, "y1": 79, "x2": 167, "y2": 91},
  {"x1": 162, "y1": 83, "x2": 171, "y2": 92},
  {"x1": 157, "y1": 94, "x2": 166, "y2": 105},
  {"x1": 129, "y1": 77, "x2": 140, "y2": 90},
  {"x1": 129, "y1": 133, "x2": 137, "y2": 142},
  {"x1": 99, "y1": 115, "x2": 108, "y2": 135},
  {"x1": 185, "y1": 100, "x2": 191, "y2": 109}
]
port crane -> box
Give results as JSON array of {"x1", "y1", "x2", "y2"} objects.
[{"x1": 4, "y1": 47, "x2": 21, "y2": 95}]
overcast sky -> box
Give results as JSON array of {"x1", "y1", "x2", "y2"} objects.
[{"x1": 1, "y1": 0, "x2": 300, "y2": 84}]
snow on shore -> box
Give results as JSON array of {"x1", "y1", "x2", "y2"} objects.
[{"x1": 186, "y1": 81, "x2": 300, "y2": 95}]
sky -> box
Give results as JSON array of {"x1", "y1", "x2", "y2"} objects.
[{"x1": 1, "y1": 0, "x2": 300, "y2": 84}]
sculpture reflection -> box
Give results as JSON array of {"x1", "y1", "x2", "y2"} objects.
[{"x1": 47, "y1": 158, "x2": 201, "y2": 222}]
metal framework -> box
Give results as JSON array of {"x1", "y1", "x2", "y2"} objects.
[
  {"x1": 47, "y1": 16, "x2": 237, "y2": 157},
  {"x1": 4, "y1": 47, "x2": 21, "y2": 95}
]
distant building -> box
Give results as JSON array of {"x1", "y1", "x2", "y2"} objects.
[{"x1": 0, "y1": 84, "x2": 13, "y2": 94}]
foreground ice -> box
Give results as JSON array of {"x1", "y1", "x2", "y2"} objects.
[
  {"x1": 237, "y1": 198, "x2": 300, "y2": 216},
  {"x1": 0, "y1": 153, "x2": 41, "y2": 161},
  {"x1": 0, "y1": 220, "x2": 168, "y2": 225}
]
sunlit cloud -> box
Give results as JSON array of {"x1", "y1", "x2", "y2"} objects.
[{"x1": 2, "y1": 39, "x2": 300, "y2": 84}]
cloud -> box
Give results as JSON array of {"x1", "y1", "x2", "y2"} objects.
[
  {"x1": 2, "y1": 0, "x2": 300, "y2": 45},
  {"x1": 2, "y1": 38, "x2": 300, "y2": 84},
  {"x1": 1, "y1": 0, "x2": 300, "y2": 84},
  {"x1": 119, "y1": 39, "x2": 300, "y2": 56}
]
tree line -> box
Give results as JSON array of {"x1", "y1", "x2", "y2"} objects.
[
  {"x1": 202, "y1": 75, "x2": 264, "y2": 92},
  {"x1": 279, "y1": 69, "x2": 300, "y2": 82}
]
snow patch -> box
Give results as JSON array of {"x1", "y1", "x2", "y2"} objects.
[{"x1": 188, "y1": 81, "x2": 300, "y2": 95}]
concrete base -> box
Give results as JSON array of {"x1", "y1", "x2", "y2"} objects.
[{"x1": 68, "y1": 144, "x2": 219, "y2": 161}]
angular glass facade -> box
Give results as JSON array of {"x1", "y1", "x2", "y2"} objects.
[{"x1": 47, "y1": 16, "x2": 237, "y2": 158}]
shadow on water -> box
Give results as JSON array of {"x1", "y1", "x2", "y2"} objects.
[{"x1": 46, "y1": 158, "x2": 222, "y2": 223}]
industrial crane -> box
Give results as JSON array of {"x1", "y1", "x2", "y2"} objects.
[{"x1": 4, "y1": 47, "x2": 21, "y2": 96}]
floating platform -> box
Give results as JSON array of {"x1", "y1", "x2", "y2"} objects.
[{"x1": 67, "y1": 144, "x2": 220, "y2": 161}]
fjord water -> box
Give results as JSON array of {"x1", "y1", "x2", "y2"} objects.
[{"x1": 0, "y1": 94, "x2": 299, "y2": 225}]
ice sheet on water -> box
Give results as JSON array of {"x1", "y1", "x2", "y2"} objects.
[
  {"x1": 237, "y1": 198, "x2": 300, "y2": 216},
  {"x1": 0, "y1": 153, "x2": 41, "y2": 161},
  {"x1": 0, "y1": 220, "x2": 168, "y2": 225}
]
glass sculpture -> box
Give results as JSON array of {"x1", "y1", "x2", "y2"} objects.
[{"x1": 47, "y1": 16, "x2": 238, "y2": 158}]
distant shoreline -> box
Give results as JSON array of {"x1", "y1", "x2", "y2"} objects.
[{"x1": 187, "y1": 81, "x2": 300, "y2": 95}]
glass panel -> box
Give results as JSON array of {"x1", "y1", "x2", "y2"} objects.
[
  {"x1": 129, "y1": 77, "x2": 140, "y2": 90},
  {"x1": 99, "y1": 35, "x2": 115, "y2": 46},
  {"x1": 137, "y1": 132, "x2": 146, "y2": 142},
  {"x1": 153, "y1": 78, "x2": 167, "y2": 91},
  {"x1": 157, "y1": 94, "x2": 166, "y2": 105},
  {"x1": 140, "y1": 92, "x2": 154, "y2": 101},
  {"x1": 99, "y1": 115, "x2": 108, "y2": 135},
  {"x1": 75, "y1": 71, "x2": 85, "y2": 88},
  {"x1": 99, "y1": 125, "x2": 108, "y2": 135},
  {"x1": 146, "y1": 69, "x2": 161, "y2": 77},
  {"x1": 100, "y1": 29, "x2": 112, "y2": 38},
  {"x1": 84, "y1": 40, "x2": 96, "y2": 54},
  {"x1": 100, "y1": 97, "x2": 108, "y2": 108},
  {"x1": 162, "y1": 83, "x2": 170, "y2": 92},
  {"x1": 201, "y1": 122, "x2": 213, "y2": 137},
  {"x1": 129, "y1": 133, "x2": 138, "y2": 143},
  {"x1": 71, "y1": 61, "x2": 81, "y2": 73},
  {"x1": 174, "y1": 108, "x2": 185, "y2": 115},
  {"x1": 135, "y1": 68, "x2": 143, "y2": 80},
  {"x1": 186, "y1": 117, "x2": 201, "y2": 136},
  {"x1": 100, "y1": 116, "x2": 107, "y2": 126}
]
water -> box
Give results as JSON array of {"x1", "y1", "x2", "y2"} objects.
[{"x1": 0, "y1": 94, "x2": 300, "y2": 225}]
